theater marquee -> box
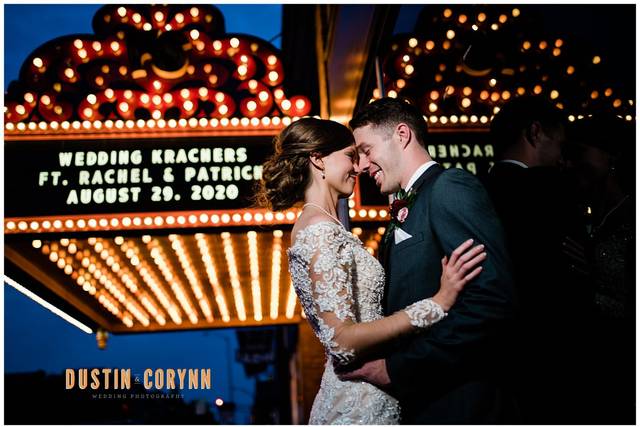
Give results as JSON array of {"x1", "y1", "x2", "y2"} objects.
[{"x1": 6, "y1": 136, "x2": 273, "y2": 217}]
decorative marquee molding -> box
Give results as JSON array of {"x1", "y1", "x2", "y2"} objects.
[
  {"x1": 374, "y1": 6, "x2": 635, "y2": 127},
  {"x1": 4, "y1": 4, "x2": 312, "y2": 135}
]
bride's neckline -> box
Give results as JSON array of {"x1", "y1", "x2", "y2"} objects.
[{"x1": 289, "y1": 220, "x2": 356, "y2": 250}]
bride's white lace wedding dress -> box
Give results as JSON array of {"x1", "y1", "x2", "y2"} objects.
[{"x1": 287, "y1": 221, "x2": 446, "y2": 424}]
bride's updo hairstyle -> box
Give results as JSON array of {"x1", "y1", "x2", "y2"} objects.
[{"x1": 255, "y1": 117, "x2": 355, "y2": 211}]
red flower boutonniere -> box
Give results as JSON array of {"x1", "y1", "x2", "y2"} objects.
[{"x1": 385, "y1": 189, "x2": 417, "y2": 243}]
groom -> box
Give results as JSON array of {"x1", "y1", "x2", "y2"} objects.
[{"x1": 342, "y1": 98, "x2": 519, "y2": 423}]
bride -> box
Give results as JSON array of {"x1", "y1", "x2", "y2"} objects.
[{"x1": 256, "y1": 118, "x2": 486, "y2": 424}]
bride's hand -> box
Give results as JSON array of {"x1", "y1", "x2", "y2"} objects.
[{"x1": 431, "y1": 239, "x2": 486, "y2": 311}]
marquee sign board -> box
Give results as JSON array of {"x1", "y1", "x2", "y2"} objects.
[{"x1": 5, "y1": 136, "x2": 273, "y2": 217}]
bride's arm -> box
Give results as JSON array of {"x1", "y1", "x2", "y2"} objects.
[{"x1": 308, "y1": 235, "x2": 485, "y2": 366}]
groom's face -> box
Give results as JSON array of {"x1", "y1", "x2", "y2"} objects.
[{"x1": 353, "y1": 124, "x2": 402, "y2": 195}]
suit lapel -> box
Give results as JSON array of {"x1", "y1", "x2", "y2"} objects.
[
  {"x1": 381, "y1": 163, "x2": 444, "y2": 311},
  {"x1": 409, "y1": 163, "x2": 444, "y2": 195}
]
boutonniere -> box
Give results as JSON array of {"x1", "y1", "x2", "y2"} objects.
[{"x1": 385, "y1": 188, "x2": 417, "y2": 243}]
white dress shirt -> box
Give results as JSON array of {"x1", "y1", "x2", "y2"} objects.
[
  {"x1": 405, "y1": 160, "x2": 438, "y2": 191},
  {"x1": 497, "y1": 159, "x2": 529, "y2": 169}
]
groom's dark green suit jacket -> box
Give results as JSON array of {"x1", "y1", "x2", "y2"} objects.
[{"x1": 382, "y1": 164, "x2": 519, "y2": 424}]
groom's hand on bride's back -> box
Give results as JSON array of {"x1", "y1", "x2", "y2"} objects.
[{"x1": 336, "y1": 359, "x2": 391, "y2": 388}]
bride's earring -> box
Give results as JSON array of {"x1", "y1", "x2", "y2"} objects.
[{"x1": 322, "y1": 170, "x2": 326, "y2": 179}]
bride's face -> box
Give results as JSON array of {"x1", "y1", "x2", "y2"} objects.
[{"x1": 324, "y1": 144, "x2": 361, "y2": 198}]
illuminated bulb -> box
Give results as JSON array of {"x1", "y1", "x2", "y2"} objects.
[
  {"x1": 281, "y1": 100, "x2": 291, "y2": 110},
  {"x1": 33, "y1": 57, "x2": 43, "y2": 68},
  {"x1": 153, "y1": 80, "x2": 162, "y2": 90},
  {"x1": 446, "y1": 30, "x2": 455, "y2": 39},
  {"x1": 405, "y1": 64, "x2": 414, "y2": 75},
  {"x1": 550, "y1": 90, "x2": 559, "y2": 100},
  {"x1": 478, "y1": 13, "x2": 486, "y2": 22},
  {"x1": 154, "y1": 11, "x2": 164, "y2": 21},
  {"x1": 247, "y1": 100, "x2": 257, "y2": 111},
  {"x1": 268, "y1": 71, "x2": 279, "y2": 82},
  {"x1": 265, "y1": 55, "x2": 278, "y2": 67},
  {"x1": 110, "y1": 41, "x2": 120, "y2": 52},
  {"x1": 512, "y1": 8, "x2": 520, "y2": 17},
  {"x1": 230, "y1": 38, "x2": 240, "y2": 48},
  {"x1": 523, "y1": 41, "x2": 531, "y2": 50},
  {"x1": 461, "y1": 98, "x2": 471, "y2": 108},
  {"x1": 190, "y1": 29, "x2": 200, "y2": 39},
  {"x1": 592, "y1": 56, "x2": 601, "y2": 65},
  {"x1": 443, "y1": 8, "x2": 452, "y2": 18},
  {"x1": 567, "y1": 66, "x2": 575, "y2": 75}
]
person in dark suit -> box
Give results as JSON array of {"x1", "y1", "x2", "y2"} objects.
[
  {"x1": 485, "y1": 96, "x2": 593, "y2": 424},
  {"x1": 339, "y1": 97, "x2": 519, "y2": 424}
]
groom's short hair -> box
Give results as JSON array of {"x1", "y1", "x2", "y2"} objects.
[{"x1": 349, "y1": 97, "x2": 428, "y2": 147}]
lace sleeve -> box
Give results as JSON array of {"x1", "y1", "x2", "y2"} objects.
[
  {"x1": 402, "y1": 298, "x2": 447, "y2": 328},
  {"x1": 289, "y1": 223, "x2": 451, "y2": 368},
  {"x1": 305, "y1": 224, "x2": 358, "y2": 365}
]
